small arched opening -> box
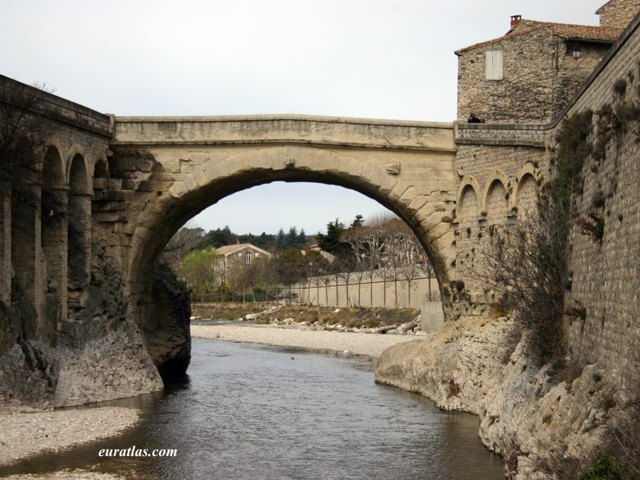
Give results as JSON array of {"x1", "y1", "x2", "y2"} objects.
[
  {"x1": 10, "y1": 139, "x2": 39, "y2": 317},
  {"x1": 42, "y1": 144, "x2": 68, "y2": 328},
  {"x1": 67, "y1": 153, "x2": 91, "y2": 311},
  {"x1": 92, "y1": 156, "x2": 109, "y2": 201},
  {"x1": 515, "y1": 173, "x2": 538, "y2": 218},
  {"x1": 485, "y1": 179, "x2": 508, "y2": 225}
]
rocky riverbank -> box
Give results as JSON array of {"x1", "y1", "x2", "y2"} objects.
[
  {"x1": 0, "y1": 407, "x2": 138, "y2": 470},
  {"x1": 376, "y1": 315, "x2": 630, "y2": 479}
]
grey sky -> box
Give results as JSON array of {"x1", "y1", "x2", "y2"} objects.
[{"x1": 1, "y1": 0, "x2": 608, "y2": 234}]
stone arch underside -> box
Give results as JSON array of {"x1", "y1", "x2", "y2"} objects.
[{"x1": 121, "y1": 143, "x2": 458, "y2": 324}]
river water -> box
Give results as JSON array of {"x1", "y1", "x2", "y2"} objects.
[{"x1": 5, "y1": 339, "x2": 504, "y2": 479}]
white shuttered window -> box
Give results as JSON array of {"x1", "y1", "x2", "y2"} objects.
[{"x1": 485, "y1": 50, "x2": 503, "y2": 80}]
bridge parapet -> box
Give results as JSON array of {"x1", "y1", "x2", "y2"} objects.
[
  {"x1": 0, "y1": 74, "x2": 112, "y2": 137},
  {"x1": 455, "y1": 122, "x2": 549, "y2": 148},
  {"x1": 113, "y1": 115, "x2": 455, "y2": 152}
]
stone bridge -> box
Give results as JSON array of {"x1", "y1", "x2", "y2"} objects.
[
  {"x1": 0, "y1": 75, "x2": 469, "y2": 406},
  {"x1": 108, "y1": 115, "x2": 458, "y2": 324}
]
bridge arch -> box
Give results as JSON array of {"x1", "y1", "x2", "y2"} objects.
[
  {"x1": 92, "y1": 154, "x2": 109, "y2": 197},
  {"x1": 120, "y1": 143, "x2": 457, "y2": 324}
]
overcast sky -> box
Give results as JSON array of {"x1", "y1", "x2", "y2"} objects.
[{"x1": 1, "y1": 0, "x2": 608, "y2": 235}]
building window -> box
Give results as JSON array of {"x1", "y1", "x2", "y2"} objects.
[
  {"x1": 485, "y1": 50, "x2": 503, "y2": 80},
  {"x1": 245, "y1": 252, "x2": 252, "y2": 265}
]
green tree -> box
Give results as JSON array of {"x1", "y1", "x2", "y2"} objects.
[
  {"x1": 350, "y1": 214, "x2": 364, "y2": 229},
  {"x1": 285, "y1": 227, "x2": 298, "y2": 248},
  {"x1": 178, "y1": 247, "x2": 221, "y2": 297},
  {"x1": 316, "y1": 219, "x2": 354, "y2": 270},
  {"x1": 276, "y1": 247, "x2": 307, "y2": 302},
  {"x1": 203, "y1": 226, "x2": 234, "y2": 248},
  {"x1": 276, "y1": 228, "x2": 286, "y2": 250},
  {"x1": 297, "y1": 228, "x2": 307, "y2": 247}
]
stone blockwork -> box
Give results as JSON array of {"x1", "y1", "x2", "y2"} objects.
[
  {"x1": 452, "y1": 128, "x2": 546, "y2": 311},
  {"x1": 108, "y1": 116, "x2": 459, "y2": 335},
  {"x1": 0, "y1": 76, "x2": 163, "y2": 409},
  {"x1": 0, "y1": 81, "x2": 466, "y2": 410},
  {"x1": 558, "y1": 14, "x2": 640, "y2": 380},
  {"x1": 0, "y1": 5, "x2": 639, "y2": 477},
  {"x1": 379, "y1": 8, "x2": 640, "y2": 479},
  {"x1": 598, "y1": 0, "x2": 640, "y2": 28},
  {"x1": 456, "y1": 18, "x2": 619, "y2": 124}
]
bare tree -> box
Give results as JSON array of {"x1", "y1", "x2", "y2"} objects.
[
  {"x1": 0, "y1": 81, "x2": 54, "y2": 208},
  {"x1": 164, "y1": 224, "x2": 206, "y2": 257},
  {"x1": 468, "y1": 206, "x2": 569, "y2": 361}
]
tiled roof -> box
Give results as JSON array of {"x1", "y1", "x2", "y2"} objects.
[
  {"x1": 456, "y1": 19, "x2": 622, "y2": 54},
  {"x1": 519, "y1": 19, "x2": 623, "y2": 41},
  {"x1": 216, "y1": 243, "x2": 271, "y2": 257}
]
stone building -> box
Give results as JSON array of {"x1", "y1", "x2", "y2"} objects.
[
  {"x1": 216, "y1": 243, "x2": 272, "y2": 284},
  {"x1": 455, "y1": 2, "x2": 635, "y2": 124},
  {"x1": 597, "y1": 0, "x2": 640, "y2": 28}
]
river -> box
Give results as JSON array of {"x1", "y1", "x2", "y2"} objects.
[{"x1": 4, "y1": 339, "x2": 504, "y2": 479}]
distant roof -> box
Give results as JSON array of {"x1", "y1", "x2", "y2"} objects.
[
  {"x1": 456, "y1": 19, "x2": 622, "y2": 54},
  {"x1": 216, "y1": 243, "x2": 272, "y2": 257}
]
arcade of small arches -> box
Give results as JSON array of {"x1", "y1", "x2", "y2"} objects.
[
  {"x1": 455, "y1": 163, "x2": 542, "y2": 226},
  {"x1": 1, "y1": 136, "x2": 110, "y2": 327}
]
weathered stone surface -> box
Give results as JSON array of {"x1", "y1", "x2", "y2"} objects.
[
  {"x1": 53, "y1": 325, "x2": 162, "y2": 407},
  {"x1": 376, "y1": 317, "x2": 624, "y2": 479},
  {"x1": 142, "y1": 258, "x2": 191, "y2": 380},
  {"x1": 376, "y1": 316, "x2": 514, "y2": 413},
  {"x1": 0, "y1": 342, "x2": 57, "y2": 412},
  {"x1": 456, "y1": 18, "x2": 617, "y2": 124}
]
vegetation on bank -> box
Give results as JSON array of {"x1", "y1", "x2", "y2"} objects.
[
  {"x1": 191, "y1": 302, "x2": 419, "y2": 330},
  {"x1": 474, "y1": 75, "x2": 640, "y2": 479}
]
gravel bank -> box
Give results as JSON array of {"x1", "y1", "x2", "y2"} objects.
[
  {"x1": 0, "y1": 407, "x2": 138, "y2": 467},
  {"x1": 3, "y1": 470, "x2": 125, "y2": 480},
  {"x1": 191, "y1": 324, "x2": 421, "y2": 358}
]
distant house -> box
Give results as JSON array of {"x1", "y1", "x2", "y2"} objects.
[
  {"x1": 216, "y1": 243, "x2": 272, "y2": 283},
  {"x1": 455, "y1": 1, "x2": 638, "y2": 124},
  {"x1": 305, "y1": 244, "x2": 336, "y2": 264}
]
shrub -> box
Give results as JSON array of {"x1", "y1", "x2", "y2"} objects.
[
  {"x1": 580, "y1": 454, "x2": 624, "y2": 480},
  {"x1": 613, "y1": 79, "x2": 627, "y2": 97}
]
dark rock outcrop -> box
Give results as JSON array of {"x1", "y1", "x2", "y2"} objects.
[
  {"x1": 0, "y1": 243, "x2": 164, "y2": 411},
  {"x1": 143, "y1": 258, "x2": 191, "y2": 380}
]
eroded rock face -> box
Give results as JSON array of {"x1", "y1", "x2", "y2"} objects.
[
  {"x1": 375, "y1": 316, "x2": 623, "y2": 479},
  {"x1": 0, "y1": 243, "x2": 164, "y2": 411},
  {"x1": 52, "y1": 244, "x2": 164, "y2": 407},
  {"x1": 142, "y1": 258, "x2": 191, "y2": 380},
  {"x1": 376, "y1": 316, "x2": 514, "y2": 413},
  {"x1": 53, "y1": 323, "x2": 162, "y2": 407}
]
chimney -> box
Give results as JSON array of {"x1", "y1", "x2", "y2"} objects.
[{"x1": 510, "y1": 15, "x2": 522, "y2": 28}]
